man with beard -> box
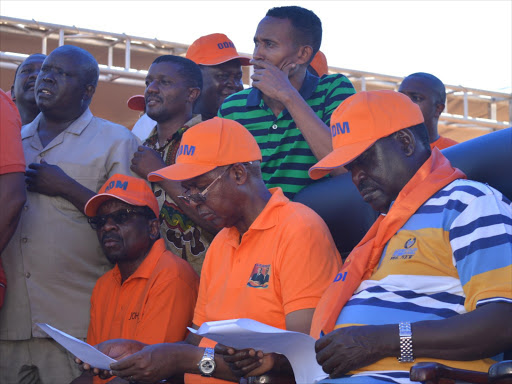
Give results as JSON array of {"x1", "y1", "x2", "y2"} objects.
[
  {"x1": 72, "y1": 174, "x2": 199, "y2": 384},
  {"x1": 0, "y1": 45, "x2": 140, "y2": 383},
  {"x1": 10, "y1": 53, "x2": 46, "y2": 125},
  {"x1": 130, "y1": 55, "x2": 217, "y2": 275},
  {"x1": 186, "y1": 33, "x2": 250, "y2": 120}
]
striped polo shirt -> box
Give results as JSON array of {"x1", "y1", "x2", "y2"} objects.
[
  {"x1": 322, "y1": 179, "x2": 512, "y2": 384},
  {"x1": 218, "y1": 71, "x2": 356, "y2": 198}
]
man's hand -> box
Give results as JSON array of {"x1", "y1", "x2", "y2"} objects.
[
  {"x1": 250, "y1": 59, "x2": 298, "y2": 103},
  {"x1": 131, "y1": 146, "x2": 166, "y2": 179},
  {"x1": 25, "y1": 159, "x2": 71, "y2": 196},
  {"x1": 216, "y1": 344, "x2": 277, "y2": 378},
  {"x1": 76, "y1": 339, "x2": 147, "y2": 379},
  {"x1": 109, "y1": 343, "x2": 180, "y2": 383},
  {"x1": 315, "y1": 325, "x2": 395, "y2": 378}
]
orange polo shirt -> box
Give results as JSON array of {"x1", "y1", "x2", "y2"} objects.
[
  {"x1": 188, "y1": 188, "x2": 340, "y2": 384},
  {"x1": 430, "y1": 135, "x2": 458, "y2": 150},
  {"x1": 87, "y1": 238, "x2": 199, "y2": 383},
  {"x1": 194, "y1": 187, "x2": 341, "y2": 329}
]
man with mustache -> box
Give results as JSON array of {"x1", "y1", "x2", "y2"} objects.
[
  {"x1": 219, "y1": 6, "x2": 356, "y2": 199},
  {"x1": 130, "y1": 55, "x2": 217, "y2": 276},
  {"x1": 305, "y1": 91, "x2": 511, "y2": 382},
  {"x1": 72, "y1": 174, "x2": 199, "y2": 384},
  {"x1": 0, "y1": 45, "x2": 140, "y2": 383},
  {"x1": 186, "y1": 33, "x2": 250, "y2": 120},
  {"x1": 10, "y1": 53, "x2": 46, "y2": 125}
]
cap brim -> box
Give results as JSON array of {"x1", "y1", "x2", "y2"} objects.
[
  {"x1": 148, "y1": 163, "x2": 217, "y2": 182},
  {"x1": 84, "y1": 193, "x2": 149, "y2": 217},
  {"x1": 200, "y1": 55, "x2": 251, "y2": 66},
  {"x1": 309, "y1": 138, "x2": 377, "y2": 180},
  {"x1": 127, "y1": 97, "x2": 145, "y2": 111}
]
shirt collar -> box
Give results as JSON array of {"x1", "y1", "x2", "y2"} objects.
[
  {"x1": 112, "y1": 238, "x2": 167, "y2": 285},
  {"x1": 21, "y1": 108, "x2": 94, "y2": 140},
  {"x1": 224, "y1": 187, "x2": 289, "y2": 246}
]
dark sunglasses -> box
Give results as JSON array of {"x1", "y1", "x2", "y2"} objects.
[{"x1": 88, "y1": 208, "x2": 150, "y2": 230}]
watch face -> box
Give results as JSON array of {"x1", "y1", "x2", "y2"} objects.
[{"x1": 200, "y1": 358, "x2": 216, "y2": 375}]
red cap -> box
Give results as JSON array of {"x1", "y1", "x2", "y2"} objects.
[
  {"x1": 310, "y1": 51, "x2": 328, "y2": 77},
  {"x1": 148, "y1": 117, "x2": 261, "y2": 182},
  {"x1": 127, "y1": 95, "x2": 145, "y2": 112},
  {"x1": 186, "y1": 33, "x2": 251, "y2": 66},
  {"x1": 85, "y1": 174, "x2": 159, "y2": 218},
  {"x1": 309, "y1": 91, "x2": 424, "y2": 180}
]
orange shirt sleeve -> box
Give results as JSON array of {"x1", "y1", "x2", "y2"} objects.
[
  {"x1": 0, "y1": 90, "x2": 24, "y2": 175},
  {"x1": 276, "y1": 207, "x2": 342, "y2": 315}
]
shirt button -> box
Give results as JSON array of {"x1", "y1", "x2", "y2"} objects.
[
  {"x1": 24, "y1": 206, "x2": 28, "y2": 211},
  {"x1": 22, "y1": 238, "x2": 28, "y2": 243},
  {"x1": 271, "y1": 124, "x2": 278, "y2": 129},
  {"x1": 40, "y1": 153, "x2": 45, "y2": 158},
  {"x1": 25, "y1": 272, "x2": 31, "y2": 278}
]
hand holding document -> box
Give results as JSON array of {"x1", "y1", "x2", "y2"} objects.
[
  {"x1": 189, "y1": 318, "x2": 328, "y2": 383},
  {"x1": 36, "y1": 323, "x2": 116, "y2": 370}
]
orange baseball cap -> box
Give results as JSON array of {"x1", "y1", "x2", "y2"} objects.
[
  {"x1": 148, "y1": 117, "x2": 261, "y2": 182},
  {"x1": 84, "y1": 174, "x2": 159, "y2": 218},
  {"x1": 127, "y1": 95, "x2": 145, "y2": 112},
  {"x1": 310, "y1": 51, "x2": 328, "y2": 77},
  {"x1": 186, "y1": 33, "x2": 251, "y2": 66},
  {"x1": 309, "y1": 90, "x2": 424, "y2": 180}
]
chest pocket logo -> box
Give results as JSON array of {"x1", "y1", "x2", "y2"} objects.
[{"x1": 247, "y1": 263, "x2": 271, "y2": 289}]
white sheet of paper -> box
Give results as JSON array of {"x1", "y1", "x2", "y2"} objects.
[
  {"x1": 189, "y1": 318, "x2": 327, "y2": 383},
  {"x1": 36, "y1": 323, "x2": 116, "y2": 370}
]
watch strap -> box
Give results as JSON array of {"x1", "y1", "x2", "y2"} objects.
[{"x1": 398, "y1": 321, "x2": 414, "y2": 362}]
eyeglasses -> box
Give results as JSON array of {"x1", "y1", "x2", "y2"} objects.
[
  {"x1": 178, "y1": 165, "x2": 233, "y2": 206},
  {"x1": 88, "y1": 208, "x2": 149, "y2": 230}
]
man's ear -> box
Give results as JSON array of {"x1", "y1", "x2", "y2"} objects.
[
  {"x1": 434, "y1": 102, "x2": 445, "y2": 118},
  {"x1": 231, "y1": 163, "x2": 249, "y2": 185},
  {"x1": 148, "y1": 218, "x2": 160, "y2": 240},
  {"x1": 83, "y1": 84, "x2": 96, "y2": 104},
  {"x1": 296, "y1": 45, "x2": 314, "y2": 66},
  {"x1": 188, "y1": 87, "x2": 201, "y2": 104},
  {"x1": 395, "y1": 128, "x2": 416, "y2": 156},
  {"x1": 10, "y1": 85, "x2": 16, "y2": 102}
]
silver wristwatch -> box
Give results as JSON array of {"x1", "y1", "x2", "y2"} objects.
[
  {"x1": 398, "y1": 321, "x2": 414, "y2": 362},
  {"x1": 198, "y1": 347, "x2": 216, "y2": 377}
]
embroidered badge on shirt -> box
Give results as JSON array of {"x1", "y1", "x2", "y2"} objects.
[
  {"x1": 390, "y1": 237, "x2": 418, "y2": 260},
  {"x1": 247, "y1": 264, "x2": 271, "y2": 289}
]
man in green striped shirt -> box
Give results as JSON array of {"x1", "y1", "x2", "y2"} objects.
[{"x1": 218, "y1": 6, "x2": 356, "y2": 198}]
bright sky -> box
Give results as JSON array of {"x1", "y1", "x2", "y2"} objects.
[{"x1": 2, "y1": 0, "x2": 511, "y2": 93}]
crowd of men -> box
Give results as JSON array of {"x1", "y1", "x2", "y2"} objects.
[{"x1": 0, "y1": 4, "x2": 510, "y2": 384}]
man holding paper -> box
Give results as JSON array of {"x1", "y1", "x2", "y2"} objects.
[{"x1": 81, "y1": 117, "x2": 341, "y2": 383}]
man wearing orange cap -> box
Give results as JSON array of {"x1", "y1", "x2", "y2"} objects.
[
  {"x1": 219, "y1": 6, "x2": 355, "y2": 199},
  {"x1": 302, "y1": 91, "x2": 511, "y2": 382},
  {"x1": 186, "y1": 33, "x2": 250, "y2": 120},
  {"x1": 81, "y1": 117, "x2": 341, "y2": 384},
  {"x1": 399, "y1": 72, "x2": 458, "y2": 150},
  {"x1": 130, "y1": 55, "x2": 217, "y2": 276},
  {"x1": 10, "y1": 53, "x2": 46, "y2": 125},
  {"x1": 72, "y1": 174, "x2": 199, "y2": 384}
]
